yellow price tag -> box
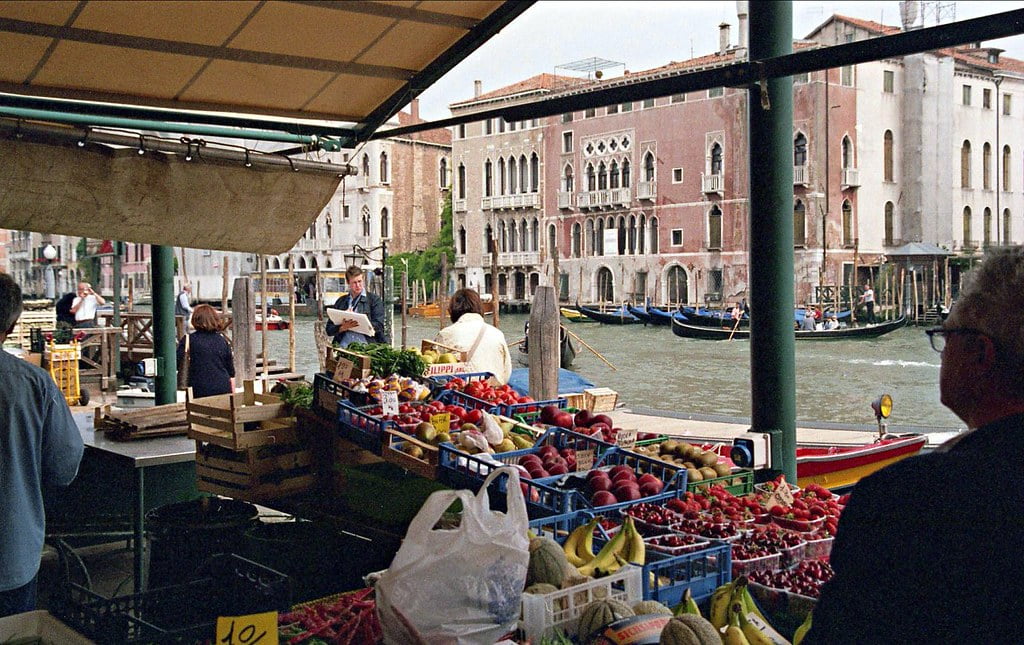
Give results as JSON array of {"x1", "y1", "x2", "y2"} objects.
[
  {"x1": 430, "y1": 412, "x2": 451, "y2": 434},
  {"x1": 215, "y1": 611, "x2": 278, "y2": 644}
]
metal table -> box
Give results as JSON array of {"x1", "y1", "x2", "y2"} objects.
[{"x1": 59, "y1": 413, "x2": 198, "y2": 590}]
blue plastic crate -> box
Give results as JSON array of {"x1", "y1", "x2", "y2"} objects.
[
  {"x1": 643, "y1": 541, "x2": 732, "y2": 606},
  {"x1": 528, "y1": 509, "x2": 596, "y2": 541},
  {"x1": 336, "y1": 401, "x2": 436, "y2": 454},
  {"x1": 426, "y1": 371, "x2": 494, "y2": 395},
  {"x1": 435, "y1": 446, "x2": 570, "y2": 517},
  {"x1": 501, "y1": 396, "x2": 567, "y2": 418}
]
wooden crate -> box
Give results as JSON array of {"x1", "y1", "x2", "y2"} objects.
[
  {"x1": 9, "y1": 310, "x2": 55, "y2": 349},
  {"x1": 382, "y1": 428, "x2": 445, "y2": 480},
  {"x1": 325, "y1": 347, "x2": 372, "y2": 379},
  {"x1": 94, "y1": 403, "x2": 189, "y2": 440},
  {"x1": 561, "y1": 392, "x2": 586, "y2": 409},
  {"x1": 195, "y1": 441, "x2": 315, "y2": 503},
  {"x1": 420, "y1": 339, "x2": 469, "y2": 376},
  {"x1": 186, "y1": 384, "x2": 296, "y2": 450},
  {"x1": 584, "y1": 387, "x2": 619, "y2": 412}
]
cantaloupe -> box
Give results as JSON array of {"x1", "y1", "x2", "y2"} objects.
[
  {"x1": 659, "y1": 614, "x2": 722, "y2": 645},
  {"x1": 578, "y1": 598, "x2": 635, "y2": 641},
  {"x1": 634, "y1": 600, "x2": 673, "y2": 616},
  {"x1": 526, "y1": 537, "x2": 569, "y2": 587}
]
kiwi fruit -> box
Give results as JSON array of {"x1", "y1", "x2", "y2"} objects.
[
  {"x1": 662, "y1": 440, "x2": 679, "y2": 455},
  {"x1": 713, "y1": 461, "x2": 732, "y2": 477},
  {"x1": 687, "y1": 467, "x2": 703, "y2": 482},
  {"x1": 699, "y1": 451, "x2": 720, "y2": 467},
  {"x1": 699, "y1": 466, "x2": 718, "y2": 480}
]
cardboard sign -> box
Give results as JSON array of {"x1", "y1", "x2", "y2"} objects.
[
  {"x1": 765, "y1": 476, "x2": 795, "y2": 508},
  {"x1": 616, "y1": 428, "x2": 638, "y2": 450},
  {"x1": 215, "y1": 611, "x2": 278, "y2": 644},
  {"x1": 332, "y1": 357, "x2": 355, "y2": 381},
  {"x1": 430, "y1": 412, "x2": 451, "y2": 434},
  {"x1": 380, "y1": 390, "x2": 400, "y2": 416},
  {"x1": 576, "y1": 449, "x2": 595, "y2": 472}
]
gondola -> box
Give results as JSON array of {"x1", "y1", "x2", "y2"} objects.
[
  {"x1": 626, "y1": 305, "x2": 655, "y2": 325},
  {"x1": 518, "y1": 324, "x2": 577, "y2": 368},
  {"x1": 575, "y1": 304, "x2": 640, "y2": 325},
  {"x1": 671, "y1": 315, "x2": 908, "y2": 340},
  {"x1": 647, "y1": 306, "x2": 687, "y2": 326},
  {"x1": 681, "y1": 306, "x2": 853, "y2": 328},
  {"x1": 560, "y1": 306, "x2": 595, "y2": 323}
]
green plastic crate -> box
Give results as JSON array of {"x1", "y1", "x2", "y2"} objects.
[{"x1": 687, "y1": 469, "x2": 755, "y2": 496}]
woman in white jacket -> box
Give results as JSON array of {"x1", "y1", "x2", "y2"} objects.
[{"x1": 434, "y1": 289, "x2": 512, "y2": 384}]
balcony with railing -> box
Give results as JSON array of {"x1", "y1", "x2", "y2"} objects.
[
  {"x1": 454, "y1": 255, "x2": 467, "y2": 268},
  {"x1": 454, "y1": 198, "x2": 467, "y2": 212},
  {"x1": 557, "y1": 191, "x2": 574, "y2": 209},
  {"x1": 701, "y1": 173, "x2": 723, "y2": 194},
  {"x1": 577, "y1": 187, "x2": 632, "y2": 210},
  {"x1": 483, "y1": 193, "x2": 542, "y2": 210},
  {"x1": 495, "y1": 251, "x2": 541, "y2": 266},
  {"x1": 637, "y1": 181, "x2": 657, "y2": 200},
  {"x1": 793, "y1": 165, "x2": 808, "y2": 186},
  {"x1": 841, "y1": 167, "x2": 860, "y2": 188}
]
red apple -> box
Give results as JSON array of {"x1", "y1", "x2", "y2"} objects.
[
  {"x1": 639, "y1": 480, "x2": 664, "y2": 497},
  {"x1": 588, "y1": 477, "x2": 612, "y2": 493},
  {"x1": 586, "y1": 469, "x2": 610, "y2": 482},
  {"x1": 553, "y1": 412, "x2": 574, "y2": 429},
  {"x1": 638, "y1": 473, "x2": 661, "y2": 487},
  {"x1": 615, "y1": 485, "x2": 642, "y2": 502},
  {"x1": 548, "y1": 463, "x2": 568, "y2": 476},
  {"x1": 574, "y1": 409, "x2": 593, "y2": 427},
  {"x1": 539, "y1": 405, "x2": 561, "y2": 424},
  {"x1": 591, "y1": 491, "x2": 618, "y2": 506},
  {"x1": 591, "y1": 414, "x2": 613, "y2": 428},
  {"x1": 537, "y1": 445, "x2": 559, "y2": 459},
  {"x1": 609, "y1": 465, "x2": 634, "y2": 479}
]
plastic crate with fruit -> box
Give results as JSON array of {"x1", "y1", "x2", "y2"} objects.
[
  {"x1": 642, "y1": 540, "x2": 732, "y2": 606},
  {"x1": 519, "y1": 565, "x2": 642, "y2": 642},
  {"x1": 336, "y1": 401, "x2": 422, "y2": 453},
  {"x1": 644, "y1": 531, "x2": 713, "y2": 556},
  {"x1": 584, "y1": 449, "x2": 688, "y2": 508},
  {"x1": 313, "y1": 372, "x2": 348, "y2": 418},
  {"x1": 803, "y1": 535, "x2": 834, "y2": 560},
  {"x1": 502, "y1": 396, "x2": 567, "y2": 418},
  {"x1": 731, "y1": 551, "x2": 782, "y2": 578}
]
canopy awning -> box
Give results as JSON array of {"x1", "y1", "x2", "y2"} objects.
[{"x1": 0, "y1": 0, "x2": 530, "y2": 252}]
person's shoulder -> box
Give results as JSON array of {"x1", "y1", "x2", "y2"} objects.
[{"x1": 0, "y1": 351, "x2": 57, "y2": 390}]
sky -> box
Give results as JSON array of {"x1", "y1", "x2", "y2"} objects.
[{"x1": 412, "y1": 1, "x2": 1024, "y2": 121}]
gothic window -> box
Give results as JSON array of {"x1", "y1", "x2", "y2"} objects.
[
  {"x1": 509, "y1": 221, "x2": 517, "y2": 252},
  {"x1": 458, "y1": 226, "x2": 466, "y2": 254},
  {"x1": 628, "y1": 215, "x2": 637, "y2": 254},
  {"x1": 622, "y1": 159, "x2": 631, "y2": 187},
  {"x1": 963, "y1": 206, "x2": 973, "y2": 245},
  {"x1": 530, "y1": 153, "x2": 540, "y2": 192},
  {"x1": 842, "y1": 136, "x2": 853, "y2": 169},
  {"x1": 380, "y1": 208, "x2": 390, "y2": 239},
  {"x1": 439, "y1": 158, "x2": 448, "y2": 187},
  {"x1": 379, "y1": 152, "x2": 388, "y2": 183},
  {"x1": 794, "y1": 133, "x2": 807, "y2": 166},
  {"x1": 1003, "y1": 145, "x2": 1012, "y2": 191},
  {"x1": 884, "y1": 131, "x2": 895, "y2": 182},
  {"x1": 563, "y1": 164, "x2": 574, "y2": 192},
  {"x1": 644, "y1": 152, "x2": 655, "y2": 182},
  {"x1": 458, "y1": 163, "x2": 466, "y2": 199},
  {"x1": 983, "y1": 142, "x2": 992, "y2": 190},
  {"x1": 519, "y1": 154, "x2": 528, "y2": 194},
  {"x1": 709, "y1": 205, "x2": 722, "y2": 249},
  {"x1": 961, "y1": 141, "x2": 971, "y2": 188},
  {"x1": 610, "y1": 161, "x2": 620, "y2": 189},
  {"x1": 361, "y1": 206, "x2": 370, "y2": 236},
  {"x1": 362, "y1": 154, "x2": 370, "y2": 181},
  {"x1": 884, "y1": 202, "x2": 895, "y2": 246},
  {"x1": 984, "y1": 207, "x2": 992, "y2": 246},
  {"x1": 509, "y1": 157, "x2": 517, "y2": 194},
  {"x1": 638, "y1": 215, "x2": 646, "y2": 254},
  {"x1": 484, "y1": 160, "x2": 493, "y2": 197},
  {"x1": 498, "y1": 158, "x2": 507, "y2": 195},
  {"x1": 842, "y1": 200, "x2": 853, "y2": 246},
  {"x1": 794, "y1": 200, "x2": 806, "y2": 246},
  {"x1": 587, "y1": 163, "x2": 596, "y2": 191},
  {"x1": 585, "y1": 219, "x2": 595, "y2": 256},
  {"x1": 710, "y1": 143, "x2": 723, "y2": 175},
  {"x1": 548, "y1": 224, "x2": 557, "y2": 256},
  {"x1": 649, "y1": 216, "x2": 659, "y2": 253},
  {"x1": 598, "y1": 162, "x2": 608, "y2": 190},
  {"x1": 571, "y1": 222, "x2": 582, "y2": 258},
  {"x1": 1004, "y1": 209, "x2": 1012, "y2": 244}
]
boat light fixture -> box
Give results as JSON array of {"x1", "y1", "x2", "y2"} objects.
[{"x1": 872, "y1": 393, "x2": 893, "y2": 421}]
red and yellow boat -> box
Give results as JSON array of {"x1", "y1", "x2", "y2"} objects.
[{"x1": 790, "y1": 434, "x2": 927, "y2": 489}]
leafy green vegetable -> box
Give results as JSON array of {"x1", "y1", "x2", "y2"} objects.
[
  {"x1": 345, "y1": 342, "x2": 427, "y2": 378},
  {"x1": 278, "y1": 382, "x2": 314, "y2": 408}
]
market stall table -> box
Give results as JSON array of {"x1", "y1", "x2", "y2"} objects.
[{"x1": 46, "y1": 413, "x2": 199, "y2": 591}]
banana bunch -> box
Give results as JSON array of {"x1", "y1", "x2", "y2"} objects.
[
  {"x1": 710, "y1": 577, "x2": 790, "y2": 645},
  {"x1": 673, "y1": 587, "x2": 703, "y2": 618},
  {"x1": 562, "y1": 516, "x2": 645, "y2": 577}
]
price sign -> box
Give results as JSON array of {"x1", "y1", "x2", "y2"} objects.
[
  {"x1": 332, "y1": 357, "x2": 355, "y2": 381},
  {"x1": 430, "y1": 412, "x2": 451, "y2": 434},
  {"x1": 765, "y1": 476, "x2": 795, "y2": 508},
  {"x1": 616, "y1": 428, "x2": 638, "y2": 450},
  {"x1": 215, "y1": 611, "x2": 278, "y2": 644},
  {"x1": 380, "y1": 390, "x2": 400, "y2": 416},
  {"x1": 575, "y1": 449, "x2": 595, "y2": 472}
]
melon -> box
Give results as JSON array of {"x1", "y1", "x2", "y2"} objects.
[
  {"x1": 659, "y1": 614, "x2": 722, "y2": 645},
  {"x1": 524, "y1": 583, "x2": 559, "y2": 595},
  {"x1": 526, "y1": 537, "x2": 569, "y2": 587},
  {"x1": 633, "y1": 600, "x2": 674, "y2": 616},
  {"x1": 578, "y1": 598, "x2": 635, "y2": 641}
]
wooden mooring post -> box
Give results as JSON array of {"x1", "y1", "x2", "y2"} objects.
[{"x1": 528, "y1": 286, "x2": 559, "y2": 402}]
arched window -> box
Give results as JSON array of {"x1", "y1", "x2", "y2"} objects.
[
  {"x1": 984, "y1": 207, "x2": 992, "y2": 246},
  {"x1": 325, "y1": 214, "x2": 332, "y2": 240},
  {"x1": 963, "y1": 206, "x2": 973, "y2": 246},
  {"x1": 794, "y1": 200, "x2": 806, "y2": 246},
  {"x1": 585, "y1": 219, "x2": 595, "y2": 256},
  {"x1": 361, "y1": 206, "x2": 371, "y2": 236},
  {"x1": 596, "y1": 219, "x2": 605, "y2": 255},
  {"x1": 362, "y1": 154, "x2": 370, "y2": 180},
  {"x1": 708, "y1": 205, "x2": 722, "y2": 249},
  {"x1": 458, "y1": 163, "x2": 466, "y2": 199},
  {"x1": 379, "y1": 151, "x2": 388, "y2": 183},
  {"x1": 644, "y1": 151, "x2": 655, "y2": 182},
  {"x1": 531, "y1": 218, "x2": 539, "y2": 251},
  {"x1": 628, "y1": 215, "x2": 637, "y2": 254},
  {"x1": 519, "y1": 154, "x2": 528, "y2": 194},
  {"x1": 562, "y1": 164, "x2": 574, "y2": 192},
  {"x1": 586, "y1": 163, "x2": 596, "y2": 191},
  {"x1": 794, "y1": 133, "x2": 807, "y2": 166},
  {"x1": 520, "y1": 218, "x2": 529, "y2": 251},
  {"x1": 484, "y1": 224, "x2": 493, "y2": 252},
  {"x1": 598, "y1": 162, "x2": 608, "y2": 190},
  {"x1": 458, "y1": 226, "x2": 466, "y2": 254},
  {"x1": 508, "y1": 157, "x2": 517, "y2": 194},
  {"x1": 842, "y1": 200, "x2": 853, "y2": 246},
  {"x1": 841, "y1": 136, "x2": 853, "y2": 169},
  {"x1": 710, "y1": 143, "x2": 723, "y2": 175},
  {"x1": 530, "y1": 153, "x2": 540, "y2": 192},
  {"x1": 622, "y1": 159, "x2": 631, "y2": 187},
  {"x1": 548, "y1": 224, "x2": 557, "y2": 257},
  {"x1": 439, "y1": 158, "x2": 448, "y2": 187},
  {"x1": 1003, "y1": 145, "x2": 1011, "y2": 191},
  {"x1": 298, "y1": 256, "x2": 307, "y2": 269},
  {"x1": 597, "y1": 267, "x2": 614, "y2": 302},
  {"x1": 884, "y1": 131, "x2": 894, "y2": 182},
  {"x1": 884, "y1": 202, "x2": 895, "y2": 246},
  {"x1": 617, "y1": 216, "x2": 627, "y2": 255},
  {"x1": 572, "y1": 222, "x2": 582, "y2": 258},
  {"x1": 484, "y1": 160, "x2": 493, "y2": 197},
  {"x1": 961, "y1": 141, "x2": 971, "y2": 188},
  {"x1": 509, "y1": 221, "x2": 518, "y2": 252},
  {"x1": 1004, "y1": 208, "x2": 1012, "y2": 244},
  {"x1": 983, "y1": 142, "x2": 992, "y2": 190},
  {"x1": 498, "y1": 221, "x2": 508, "y2": 252},
  {"x1": 310, "y1": 256, "x2": 318, "y2": 269},
  {"x1": 638, "y1": 214, "x2": 646, "y2": 254},
  {"x1": 649, "y1": 216, "x2": 659, "y2": 254},
  {"x1": 498, "y1": 158, "x2": 506, "y2": 194},
  {"x1": 380, "y1": 208, "x2": 389, "y2": 239},
  {"x1": 667, "y1": 266, "x2": 687, "y2": 305},
  {"x1": 610, "y1": 161, "x2": 620, "y2": 189}
]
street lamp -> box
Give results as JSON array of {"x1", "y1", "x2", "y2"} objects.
[{"x1": 41, "y1": 243, "x2": 59, "y2": 299}]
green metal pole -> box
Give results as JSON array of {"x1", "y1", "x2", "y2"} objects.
[
  {"x1": 748, "y1": 1, "x2": 797, "y2": 482},
  {"x1": 151, "y1": 245, "x2": 177, "y2": 405},
  {"x1": 112, "y1": 243, "x2": 122, "y2": 381}
]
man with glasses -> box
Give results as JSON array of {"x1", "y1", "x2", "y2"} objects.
[{"x1": 806, "y1": 247, "x2": 1024, "y2": 644}]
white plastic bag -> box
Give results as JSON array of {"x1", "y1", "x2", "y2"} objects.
[{"x1": 376, "y1": 466, "x2": 530, "y2": 644}]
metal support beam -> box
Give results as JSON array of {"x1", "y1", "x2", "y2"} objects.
[
  {"x1": 151, "y1": 245, "x2": 177, "y2": 406},
  {"x1": 748, "y1": 1, "x2": 796, "y2": 482}
]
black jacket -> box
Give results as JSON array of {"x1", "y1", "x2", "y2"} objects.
[
  {"x1": 176, "y1": 331, "x2": 234, "y2": 399},
  {"x1": 805, "y1": 414, "x2": 1024, "y2": 644},
  {"x1": 325, "y1": 291, "x2": 388, "y2": 345}
]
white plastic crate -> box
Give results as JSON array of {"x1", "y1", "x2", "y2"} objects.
[{"x1": 519, "y1": 565, "x2": 642, "y2": 642}]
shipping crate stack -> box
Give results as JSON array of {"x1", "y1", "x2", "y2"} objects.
[
  {"x1": 94, "y1": 403, "x2": 189, "y2": 440},
  {"x1": 187, "y1": 381, "x2": 314, "y2": 503}
]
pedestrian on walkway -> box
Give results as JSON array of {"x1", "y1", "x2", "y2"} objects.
[{"x1": 1, "y1": 273, "x2": 84, "y2": 617}]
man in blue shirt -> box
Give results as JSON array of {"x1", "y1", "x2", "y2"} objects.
[
  {"x1": 1, "y1": 273, "x2": 84, "y2": 617},
  {"x1": 325, "y1": 265, "x2": 388, "y2": 347}
]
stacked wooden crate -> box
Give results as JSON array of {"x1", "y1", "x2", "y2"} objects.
[
  {"x1": 187, "y1": 382, "x2": 313, "y2": 503},
  {"x1": 94, "y1": 403, "x2": 189, "y2": 440}
]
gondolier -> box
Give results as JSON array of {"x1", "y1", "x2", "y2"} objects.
[{"x1": 858, "y1": 282, "x2": 876, "y2": 323}]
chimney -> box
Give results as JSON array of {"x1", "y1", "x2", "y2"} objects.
[
  {"x1": 410, "y1": 98, "x2": 420, "y2": 121},
  {"x1": 719, "y1": 22, "x2": 731, "y2": 55},
  {"x1": 736, "y1": 1, "x2": 748, "y2": 49},
  {"x1": 474, "y1": 80, "x2": 482, "y2": 97}
]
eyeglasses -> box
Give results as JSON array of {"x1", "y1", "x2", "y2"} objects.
[{"x1": 925, "y1": 327, "x2": 985, "y2": 353}]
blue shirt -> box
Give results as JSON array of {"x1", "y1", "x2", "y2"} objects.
[{"x1": 0, "y1": 350, "x2": 84, "y2": 591}]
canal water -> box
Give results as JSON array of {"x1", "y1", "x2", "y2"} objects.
[{"x1": 264, "y1": 313, "x2": 963, "y2": 433}]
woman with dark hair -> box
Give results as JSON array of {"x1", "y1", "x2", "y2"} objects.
[
  {"x1": 434, "y1": 288, "x2": 511, "y2": 384},
  {"x1": 176, "y1": 304, "x2": 234, "y2": 398}
]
